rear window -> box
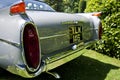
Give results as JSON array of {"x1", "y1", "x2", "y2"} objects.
[
  {"x1": 25, "y1": 0, "x2": 55, "y2": 12},
  {"x1": 0, "y1": 0, "x2": 21, "y2": 9}
]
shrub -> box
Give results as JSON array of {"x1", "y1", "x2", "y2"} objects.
[{"x1": 85, "y1": 0, "x2": 120, "y2": 59}]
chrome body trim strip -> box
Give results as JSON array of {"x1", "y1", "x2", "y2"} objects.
[
  {"x1": 20, "y1": 22, "x2": 42, "y2": 72},
  {"x1": 40, "y1": 34, "x2": 67, "y2": 40},
  {"x1": 0, "y1": 38, "x2": 20, "y2": 48}
]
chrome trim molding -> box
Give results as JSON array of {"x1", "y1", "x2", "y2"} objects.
[
  {"x1": 40, "y1": 34, "x2": 67, "y2": 40},
  {"x1": 20, "y1": 22, "x2": 43, "y2": 73},
  {"x1": 0, "y1": 38, "x2": 20, "y2": 48},
  {"x1": 62, "y1": 21, "x2": 84, "y2": 25}
]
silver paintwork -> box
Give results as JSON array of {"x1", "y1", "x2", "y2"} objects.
[
  {"x1": 76, "y1": 12, "x2": 101, "y2": 39},
  {"x1": 26, "y1": 11, "x2": 95, "y2": 55}
]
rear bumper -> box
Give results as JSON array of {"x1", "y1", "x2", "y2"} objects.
[
  {"x1": 43, "y1": 40, "x2": 97, "y2": 71},
  {"x1": 7, "y1": 62, "x2": 45, "y2": 78}
]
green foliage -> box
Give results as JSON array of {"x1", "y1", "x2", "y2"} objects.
[
  {"x1": 63, "y1": 0, "x2": 87, "y2": 13},
  {"x1": 44, "y1": 0, "x2": 87, "y2": 13},
  {"x1": 44, "y1": 0, "x2": 64, "y2": 12},
  {"x1": 85, "y1": 0, "x2": 120, "y2": 59},
  {"x1": 63, "y1": 0, "x2": 80, "y2": 13}
]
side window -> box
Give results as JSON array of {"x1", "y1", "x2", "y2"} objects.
[
  {"x1": 25, "y1": 1, "x2": 55, "y2": 11},
  {"x1": 26, "y1": 2, "x2": 45, "y2": 10},
  {"x1": 39, "y1": 4, "x2": 44, "y2": 10},
  {"x1": 26, "y1": 3, "x2": 33, "y2": 9},
  {"x1": 33, "y1": 3, "x2": 39, "y2": 10}
]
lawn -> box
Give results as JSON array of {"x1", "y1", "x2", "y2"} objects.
[{"x1": 0, "y1": 49, "x2": 120, "y2": 80}]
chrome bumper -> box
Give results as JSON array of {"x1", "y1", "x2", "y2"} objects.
[
  {"x1": 7, "y1": 62, "x2": 45, "y2": 78},
  {"x1": 43, "y1": 40, "x2": 97, "y2": 71}
]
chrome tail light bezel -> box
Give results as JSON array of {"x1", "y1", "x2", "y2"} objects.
[{"x1": 21, "y1": 22, "x2": 41, "y2": 73}]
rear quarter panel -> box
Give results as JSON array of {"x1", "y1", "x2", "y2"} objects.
[{"x1": 0, "y1": 7, "x2": 27, "y2": 69}]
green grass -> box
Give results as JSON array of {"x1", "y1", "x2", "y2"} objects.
[{"x1": 0, "y1": 49, "x2": 120, "y2": 80}]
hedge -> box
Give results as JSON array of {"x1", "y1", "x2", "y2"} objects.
[{"x1": 85, "y1": 0, "x2": 120, "y2": 59}]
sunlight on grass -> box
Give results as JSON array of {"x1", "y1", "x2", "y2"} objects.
[
  {"x1": 105, "y1": 69, "x2": 120, "y2": 80},
  {"x1": 82, "y1": 49, "x2": 120, "y2": 80},
  {"x1": 82, "y1": 49, "x2": 120, "y2": 67}
]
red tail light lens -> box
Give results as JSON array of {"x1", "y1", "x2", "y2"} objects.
[
  {"x1": 23, "y1": 24, "x2": 40, "y2": 69},
  {"x1": 10, "y1": 2, "x2": 26, "y2": 14},
  {"x1": 98, "y1": 22, "x2": 102, "y2": 39}
]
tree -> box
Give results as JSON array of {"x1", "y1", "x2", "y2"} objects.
[
  {"x1": 44, "y1": 0, "x2": 64, "y2": 12},
  {"x1": 44, "y1": 0, "x2": 87, "y2": 13}
]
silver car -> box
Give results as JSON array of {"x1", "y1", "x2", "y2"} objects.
[{"x1": 0, "y1": 0, "x2": 102, "y2": 78}]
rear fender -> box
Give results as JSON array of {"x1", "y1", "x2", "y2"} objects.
[{"x1": 0, "y1": 9, "x2": 44, "y2": 77}]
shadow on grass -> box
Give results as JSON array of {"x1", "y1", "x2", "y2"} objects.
[{"x1": 0, "y1": 55, "x2": 119, "y2": 80}]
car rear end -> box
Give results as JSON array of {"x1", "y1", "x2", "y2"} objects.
[{"x1": 0, "y1": 0, "x2": 43, "y2": 78}]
